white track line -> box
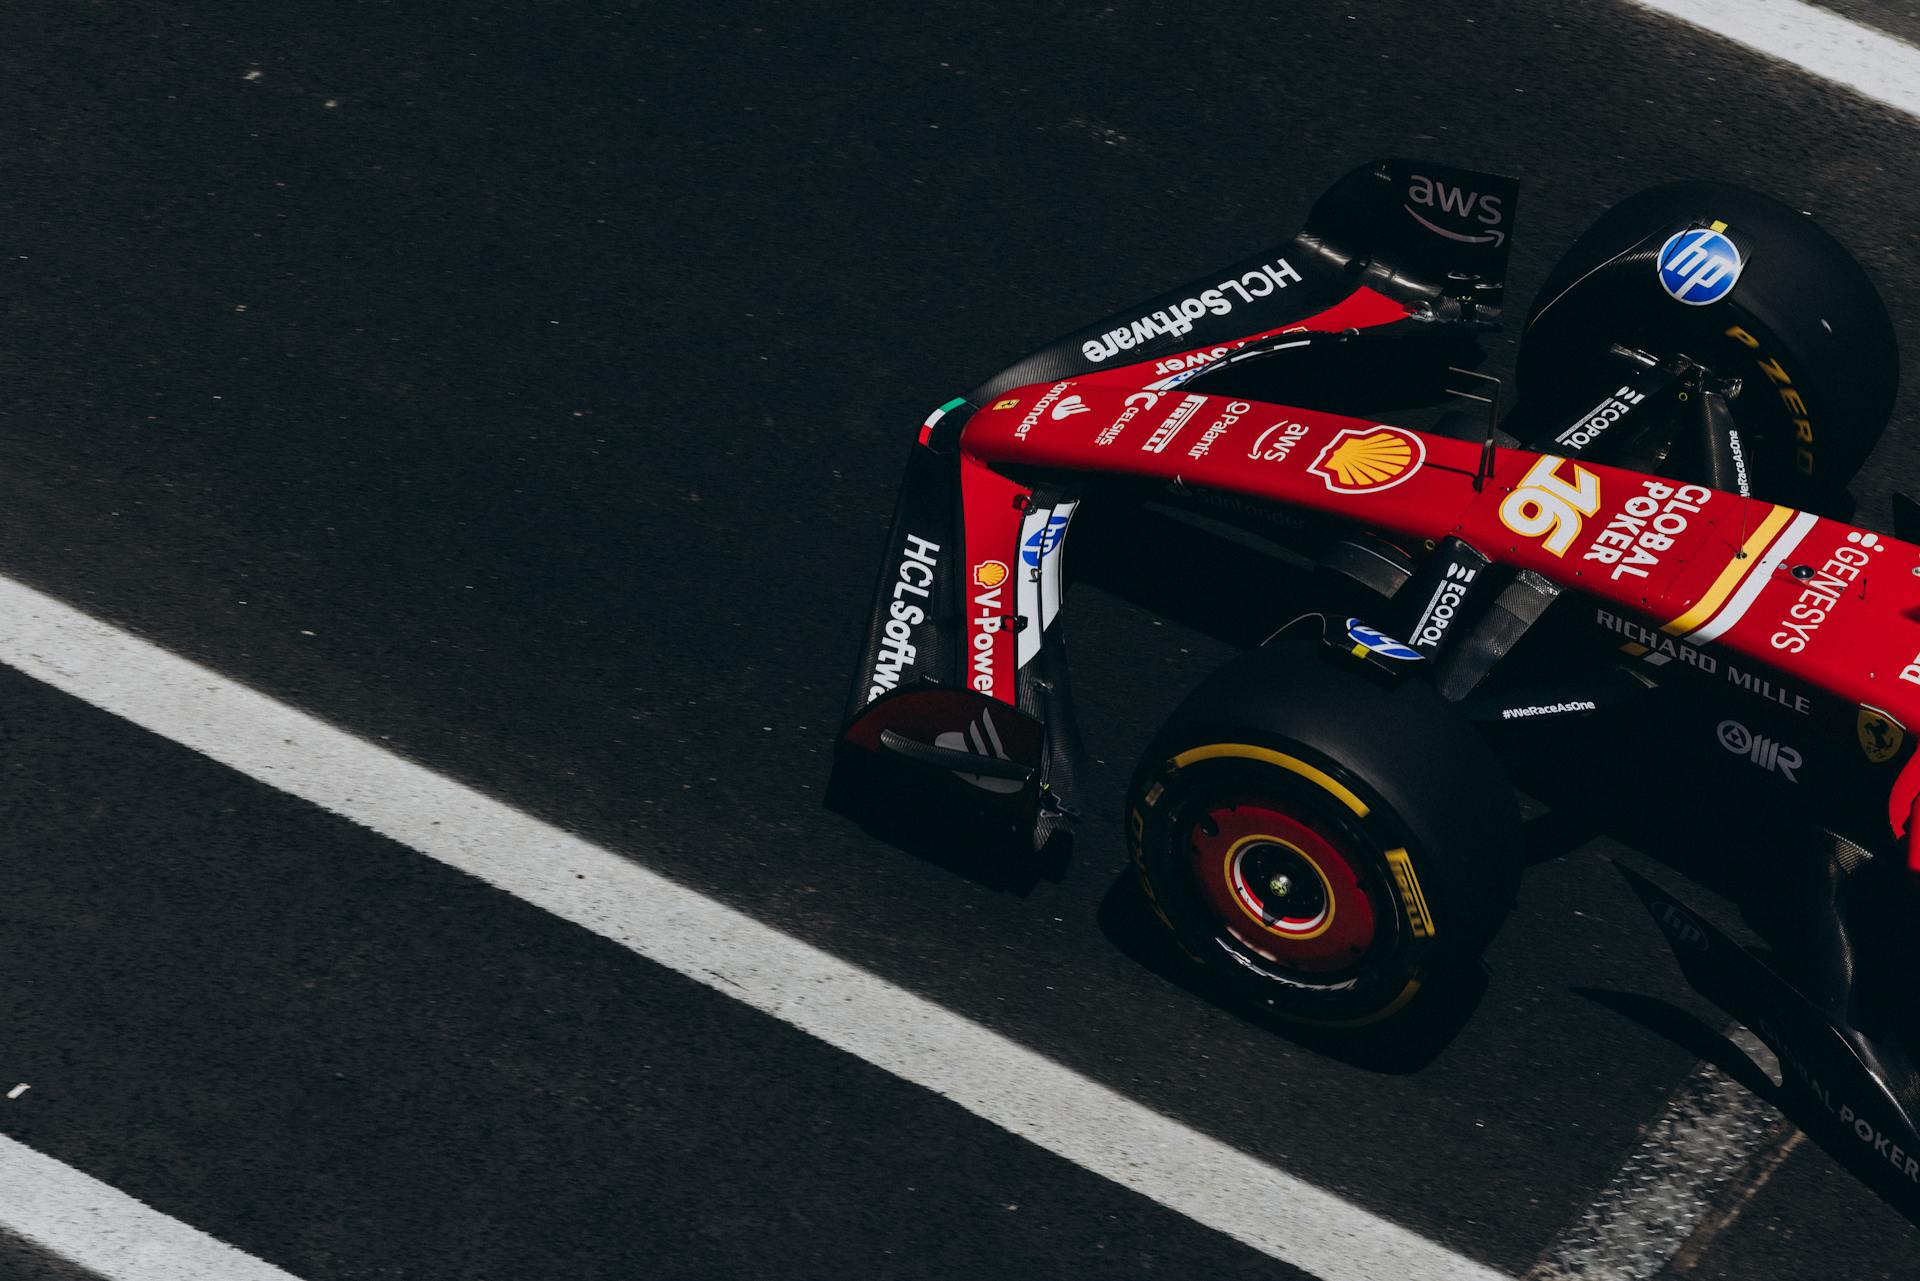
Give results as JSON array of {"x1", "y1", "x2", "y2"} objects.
[
  {"x1": 0, "y1": 571, "x2": 1507, "y2": 1279},
  {"x1": 0, "y1": 1134, "x2": 303, "y2": 1281},
  {"x1": 1525, "y1": 1027, "x2": 1790, "y2": 1280},
  {"x1": 1629, "y1": 0, "x2": 1920, "y2": 120}
]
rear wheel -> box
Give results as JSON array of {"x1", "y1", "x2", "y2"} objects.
[
  {"x1": 1127, "y1": 632, "x2": 1520, "y2": 1027},
  {"x1": 1513, "y1": 182, "x2": 1898, "y2": 512}
]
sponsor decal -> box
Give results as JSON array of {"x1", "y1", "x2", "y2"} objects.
[
  {"x1": 1142, "y1": 394, "x2": 1207, "y2": 454},
  {"x1": 1553, "y1": 385, "x2": 1646, "y2": 451},
  {"x1": 1582, "y1": 479, "x2": 1710, "y2": 581},
  {"x1": 1662, "y1": 506, "x2": 1809, "y2": 645},
  {"x1": 1049, "y1": 394, "x2": 1090, "y2": 421},
  {"x1": 1500, "y1": 701, "x2": 1597, "y2": 720},
  {"x1": 1154, "y1": 348, "x2": 1231, "y2": 377},
  {"x1": 1247, "y1": 420, "x2": 1311, "y2": 463},
  {"x1": 1080, "y1": 259, "x2": 1304, "y2": 364},
  {"x1": 1021, "y1": 514, "x2": 1069, "y2": 568},
  {"x1": 1402, "y1": 174, "x2": 1506, "y2": 246},
  {"x1": 1385, "y1": 849, "x2": 1435, "y2": 938},
  {"x1": 1727, "y1": 429, "x2": 1752, "y2": 496},
  {"x1": 1859, "y1": 706, "x2": 1906, "y2": 764},
  {"x1": 1902, "y1": 651, "x2": 1920, "y2": 687},
  {"x1": 1500, "y1": 455, "x2": 1601, "y2": 556},
  {"x1": 1018, "y1": 500, "x2": 1078, "y2": 667},
  {"x1": 1651, "y1": 900, "x2": 1709, "y2": 953},
  {"x1": 1657, "y1": 226, "x2": 1743, "y2": 305},
  {"x1": 935, "y1": 706, "x2": 1023, "y2": 795},
  {"x1": 1717, "y1": 717, "x2": 1801, "y2": 782},
  {"x1": 1726, "y1": 324, "x2": 1816, "y2": 476},
  {"x1": 1013, "y1": 382, "x2": 1071, "y2": 440},
  {"x1": 1769, "y1": 528, "x2": 1881, "y2": 654},
  {"x1": 968, "y1": 560, "x2": 1010, "y2": 697},
  {"x1": 1096, "y1": 391, "x2": 1159, "y2": 447},
  {"x1": 1346, "y1": 619, "x2": 1423, "y2": 661},
  {"x1": 867, "y1": 534, "x2": 941, "y2": 704},
  {"x1": 1186, "y1": 400, "x2": 1252, "y2": 460},
  {"x1": 1411, "y1": 562, "x2": 1478, "y2": 649},
  {"x1": 1596, "y1": 608, "x2": 1813, "y2": 714},
  {"x1": 1308, "y1": 426, "x2": 1425, "y2": 494},
  {"x1": 991, "y1": 397, "x2": 1020, "y2": 411},
  {"x1": 1772, "y1": 1040, "x2": 1920, "y2": 1185}
]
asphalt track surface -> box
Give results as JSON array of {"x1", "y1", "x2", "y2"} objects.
[{"x1": 6, "y1": 1, "x2": 1920, "y2": 1277}]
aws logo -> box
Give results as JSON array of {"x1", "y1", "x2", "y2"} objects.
[
  {"x1": 1403, "y1": 174, "x2": 1506, "y2": 246},
  {"x1": 1308, "y1": 426, "x2": 1425, "y2": 494}
]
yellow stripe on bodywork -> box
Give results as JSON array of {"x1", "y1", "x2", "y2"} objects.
[
  {"x1": 1168, "y1": 743, "x2": 1369, "y2": 817},
  {"x1": 1662, "y1": 504, "x2": 1793, "y2": 636}
]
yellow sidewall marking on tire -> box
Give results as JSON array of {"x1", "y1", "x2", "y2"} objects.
[
  {"x1": 1168, "y1": 744, "x2": 1369, "y2": 818},
  {"x1": 1385, "y1": 847, "x2": 1435, "y2": 938}
]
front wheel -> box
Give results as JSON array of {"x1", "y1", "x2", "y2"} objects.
[
  {"x1": 1127, "y1": 632, "x2": 1521, "y2": 1027},
  {"x1": 1513, "y1": 181, "x2": 1898, "y2": 511}
]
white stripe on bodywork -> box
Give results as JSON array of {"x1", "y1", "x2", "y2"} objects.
[
  {"x1": 1039, "y1": 500, "x2": 1078, "y2": 635},
  {"x1": 1015, "y1": 504, "x2": 1049, "y2": 667},
  {"x1": 1687, "y1": 510, "x2": 1816, "y2": 643}
]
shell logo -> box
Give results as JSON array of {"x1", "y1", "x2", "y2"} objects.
[
  {"x1": 972, "y1": 559, "x2": 1010, "y2": 589},
  {"x1": 1307, "y1": 426, "x2": 1426, "y2": 494}
]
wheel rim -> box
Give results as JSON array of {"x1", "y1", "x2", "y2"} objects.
[{"x1": 1186, "y1": 801, "x2": 1379, "y2": 974}]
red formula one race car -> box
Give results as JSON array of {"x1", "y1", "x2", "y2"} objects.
[{"x1": 831, "y1": 160, "x2": 1920, "y2": 1206}]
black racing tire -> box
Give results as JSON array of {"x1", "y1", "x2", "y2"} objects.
[
  {"x1": 1514, "y1": 181, "x2": 1898, "y2": 512},
  {"x1": 1126, "y1": 630, "x2": 1521, "y2": 1028}
]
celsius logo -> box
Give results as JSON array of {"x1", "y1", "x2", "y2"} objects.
[
  {"x1": 1657, "y1": 227, "x2": 1743, "y2": 305},
  {"x1": 1050, "y1": 394, "x2": 1090, "y2": 421},
  {"x1": 1403, "y1": 174, "x2": 1506, "y2": 246},
  {"x1": 1021, "y1": 515, "x2": 1069, "y2": 568},
  {"x1": 1096, "y1": 391, "x2": 1159, "y2": 446}
]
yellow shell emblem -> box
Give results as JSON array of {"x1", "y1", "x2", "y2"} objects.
[
  {"x1": 1308, "y1": 427, "x2": 1426, "y2": 494},
  {"x1": 972, "y1": 559, "x2": 1010, "y2": 589}
]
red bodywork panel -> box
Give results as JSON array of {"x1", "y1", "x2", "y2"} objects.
[{"x1": 959, "y1": 378, "x2": 1920, "y2": 850}]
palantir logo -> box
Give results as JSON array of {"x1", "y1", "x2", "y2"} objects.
[{"x1": 1657, "y1": 227, "x2": 1743, "y2": 305}]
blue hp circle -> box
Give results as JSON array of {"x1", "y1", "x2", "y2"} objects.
[{"x1": 1656, "y1": 227, "x2": 1743, "y2": 305}]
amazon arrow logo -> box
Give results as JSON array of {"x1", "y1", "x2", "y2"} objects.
[{"x1": 1404, "y1": 174, "x2": 1506, "y2": 247}]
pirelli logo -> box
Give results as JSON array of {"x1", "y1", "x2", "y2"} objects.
[{"x1": 1386, "y1": 848, "x2": 1435, "y2": 939}]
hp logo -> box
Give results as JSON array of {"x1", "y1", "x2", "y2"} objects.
[{"x1": 1656, "y1": 227, "x2": 1743, "y2": 305}]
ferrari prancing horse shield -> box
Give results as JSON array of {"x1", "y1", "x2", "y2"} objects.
[{"x1": 1859, "y1": 706, "x2": 1905, "y2": 764}]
